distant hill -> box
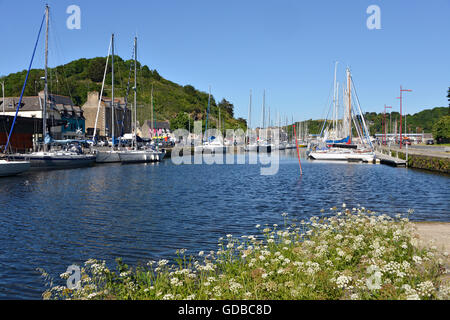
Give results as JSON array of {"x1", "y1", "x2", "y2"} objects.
[
  {"x1": 284, "y1": 107, "x2": 448, "y2": 138},
  {"x1": 0, "y1": 56, "x2": 247, "y2": 132}
]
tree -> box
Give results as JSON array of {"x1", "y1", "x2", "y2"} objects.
[
  {"x1": 447, "y1": 87, "x2": 449, "y2": 114},
  {"x1": 218, "y1": 98, "x2": 234, "y2": 118},
  {"x1": 87, "y1": 57, "x2": 107, "y2": 82},
  {"x1": 183, "y1": 85, "x2": 196, "y2": 95},
  {"x1": 152, "y1": 69, "x2": 161, "y2": 81},
  {"x1": 170, "y1": 112, "x2": 191, "y2": 131},
  {"x1": 432, "y1": 116, "x2": 450, "y2": 144}
]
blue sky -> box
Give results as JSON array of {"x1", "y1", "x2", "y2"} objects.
[{"x1": 0, "y1": 0, "x2": 449, "y2": 123}]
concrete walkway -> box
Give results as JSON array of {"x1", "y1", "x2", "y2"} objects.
[
  {"x1": 414, "y1": 222, "x2": 450, "y2": 283},
  {"x1": 414, "y1": 222, "x2": 450, "y2": 253}
]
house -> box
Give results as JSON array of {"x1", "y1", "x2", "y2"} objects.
[
  {"x1": 0, "y1": 91, "x2": 84, "y2": 139},
  {"x1": 141, "y1": 120, "x2": 170, "y2": 138},
  {"x1": 82, "y1": 91, "x2": 131, "y2": 139}
]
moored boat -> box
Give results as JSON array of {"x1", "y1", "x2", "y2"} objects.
[
  {"x1": 0, "y1": 159, "x2": 30, "y2": 177},
  {"x1": 10, "y1": 151, "x2": 95, "y2": 169}
]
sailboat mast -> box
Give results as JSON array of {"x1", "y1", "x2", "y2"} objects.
[
  {"x1": 262, "y1": 90, "x2": 265, "y2": 129},
  {"x1": 204, "y1": 86, "x2": 211, "y2": 141},
  {"x1": 247, "y1": 90, "x2": 252, "y2": 143},
  {"x1": 134, "y1": 36, "x2": 137, "y2": 150},
  {"x1": 43, "y1": 5, "x2": 49, "y2": 142},
  {"x1": 333, "y1": 62, "x2": 338, "y2": 135},
  {"x1": 347, "y1": 68, "x2": 352, "y2": 144},
  {"x1": 151, "y1": 83, "x2": 154, "y2": 137},
  {"x1": 336, "y1": 81, "x2": 340, "y2": 137},
  {"x1": 111, "y1": 33, "x2": 115, "y2": 146}
]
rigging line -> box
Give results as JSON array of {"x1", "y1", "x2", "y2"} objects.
[
  {"x1": 93, "y1": 38, "x2": 112, "y2": 141},
  {"x1": 119, "y1": 41, "x2": 135, "y2": 139},
  {"x1": 350, "y1": 76, "x2": 372, "y2": 148},
  {"x1": 318, "y1": 76, "x2": 335, "y2": 137},
  {"x1": 137, "y1": 51, "x2": 146, "y2": 129},
  {"x1": 48, "y1": 13, "x2": 75, "y2": 107},
  {"x1": 113, "y1": 46, "x2": 126, "y2": 136},
  {"x1": 4, "y1": 12, "x2": 46, "y2": 153}
]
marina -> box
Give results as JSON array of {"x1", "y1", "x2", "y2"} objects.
[
  {"x1": 0, "y1": 1, "x2": 448, "y2": 303},
  {"x1": 0, "y1": 150, "x2": 449, "y2": 299}
]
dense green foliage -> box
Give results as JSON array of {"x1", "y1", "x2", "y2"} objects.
[
  {"x1": 0, "y1": 56, "x2": 246, "y2": 132},
  {"x1": 432, "y1": 116, "x2": 450, "y2": 143},
  {"x1": 364, "y1": 107, "x2": 448, "y2": 135}
]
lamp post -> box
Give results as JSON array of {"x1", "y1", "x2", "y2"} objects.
[{"x1": 396, "y1": 86, "x2": 412, "y2": 149}]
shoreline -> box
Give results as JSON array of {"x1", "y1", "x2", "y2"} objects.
[{"x1": 42, "y1": 209, "x2": 450, "y2": 300}]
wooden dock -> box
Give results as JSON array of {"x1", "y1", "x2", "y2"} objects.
[{"x1": 375, "y1": 151, "x2": 407, "y2": 167}]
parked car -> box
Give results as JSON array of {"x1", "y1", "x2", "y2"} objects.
[
  {"x1": 426, "y1": 139, "x2": 434, "y2": 145},
  {"x1": 402, "y1": 139, "x2": 411, "y2": 145}
]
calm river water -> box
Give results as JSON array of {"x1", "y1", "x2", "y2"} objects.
[{"x1": 0, "y1": 150, "x2": 448, "y2": 299}]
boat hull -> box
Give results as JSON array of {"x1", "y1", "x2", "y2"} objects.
[
  {"x1": 0, "y1": 160, "x2": 30, "y2": 177},
  {"x1": 95, "y1": 150, "x2": 121, "y2": 163},
  {"x1": 257, "y1": 144, "x2": 272, "y2": 153},
  {"x1": 309, "y1": 151, "x2": 374, "y2": 162},
  {"x1": 9, "y1": 153, "x2": 96, "y2": 169},
  {"x1": 119, "y1": 150, "x2": 165, "y2": 163},
  {"x1": 194, "y1": 145, "x2": 227, "y2": 154},
  {"x1": 244, "y1": 144, "x2": 258, "y2": 152}
]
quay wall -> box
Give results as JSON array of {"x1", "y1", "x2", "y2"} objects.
[{"x1": 376, "y1": 146, "x2": 450, "y2": 174}]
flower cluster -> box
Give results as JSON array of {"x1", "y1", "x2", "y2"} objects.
[{"x1": 41, "y1": 205, "x2": 449, "y2": 300}]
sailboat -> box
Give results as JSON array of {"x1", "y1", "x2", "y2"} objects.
[
  {"x1": 194, "y1": 86, "x2": 226, "y2": 154},
  {"x1": 257, "y1": 90, "x2": 271, "y2": 153},
  {"x1": 119, "y1": 36, "x2": 166, "y2": 163},
  {"x1": 95, "y1": 33, "x2": 123, "y2": 163},
  {"x1": 10, "y1": 5, "x2": 95, "y2": 169},
  {"x1": 1, "y1": 115, "x2": 30, "y2": 176},
  {"x1": 285, "y1": 116, "x2": 296, "y2": 149},
  {"x1": 308, "y1": 64, "x2": 374, "y2": 162},
  {"x1": 244, "y1": 90, "x2": 258, "y2": 152},
  {"x1": 297, "y1": 121, "x2": 308, "y2": 148}
]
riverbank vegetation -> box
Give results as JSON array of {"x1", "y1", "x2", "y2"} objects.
[{"x1": 41, "y1": 206, "x2": 449, "y2": 300}]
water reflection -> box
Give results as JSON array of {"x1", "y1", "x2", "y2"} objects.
[{"x1": 0, "y1": 151, "x2": 448, "y2": 298}]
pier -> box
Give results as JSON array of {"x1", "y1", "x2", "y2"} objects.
[
  {"x1": 374, "y1": 150, "x2": 407, "y2": 167},
  {"x1": 374, "y1": 145, "x2": 450, "y2": 173}
]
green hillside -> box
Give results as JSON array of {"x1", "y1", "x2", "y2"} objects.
[
  {"x1": 0, "y1": 56, "x2": 247, "y2": 132},
  {"x1": 364, "y1": 106, "x2": 448, "y2": 135}
]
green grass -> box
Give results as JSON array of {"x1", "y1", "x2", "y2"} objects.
[{"x1": 40, "y1": 206, "x2": 449, "y2": 300}]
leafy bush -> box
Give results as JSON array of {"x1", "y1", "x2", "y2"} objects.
[{"x1": 432, "y1": 116, "x2": 450, "y2": 144}]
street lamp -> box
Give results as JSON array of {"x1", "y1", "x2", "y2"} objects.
[{"x1": 396, "y1": 86, "x2": 412, "y2": 149}]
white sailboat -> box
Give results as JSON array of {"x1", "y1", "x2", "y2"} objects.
[
  {"x1": 119, "y1": 36, "x2": 165, "y2": 163},
  {"x1": 257, "y1": 90, "x2": 271, "y2": 153},
  {"x1": 285, "y1": 115, "x2": 296, "y2": 149},
  {"x1": 195, "y1": 86, "x2": 226, "y2": 154},
  {"x1": 10, "y1": 5, "x2": 95, "y2": 169},
  {"x1": 308, "y1": 65, "x2": 374, "y2": 162},
  {"x1": 244, "y1": 90, "x2": 258, "y2": 152}
]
